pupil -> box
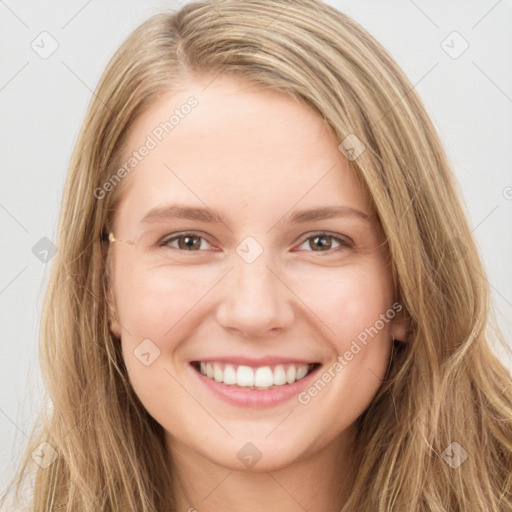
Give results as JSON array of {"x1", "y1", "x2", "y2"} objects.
[
  {"x1": 180, "y1": 236, "x2": 200, "y2": 250},
  {"x1": 312, "y1": 235, "x2": 330, "y2": 251}
]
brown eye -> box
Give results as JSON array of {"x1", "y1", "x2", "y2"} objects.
[
  {"x1": 162, "y1": 233, "x2": 212, "y2": 251},
  {"x1": 298, "y1": 233, "x2": 352, "y2": 253},
  {"x1": 309, "y1": 235, "x2": 334, "y2": 251}
]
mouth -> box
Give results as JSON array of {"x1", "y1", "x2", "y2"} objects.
[{"x1": 190, "y1": 360, "x2": 321, "y2": 390}]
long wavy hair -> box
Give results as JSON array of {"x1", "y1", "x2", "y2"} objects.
[{"x1": 3, "y1": 0, "x2": 511, "y2": 510}]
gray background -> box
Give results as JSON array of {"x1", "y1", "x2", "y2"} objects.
[{"x1": 1, "y1": 0, "x2": 511, "y2": 496}]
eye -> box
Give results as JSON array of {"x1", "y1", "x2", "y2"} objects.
[
  {"x1": 158, "y1": 231, "x2": 353, "y2": 254},
  {"x1": 297, "y1": 232, "x2": 352, "y2": 253},
  {"x1": 160, "y1": 233, "x2": 213, "y2": 251}
]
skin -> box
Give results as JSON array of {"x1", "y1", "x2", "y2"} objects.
[{"x1": 107, "y1": 75, "x2": 406, "y2": 512}]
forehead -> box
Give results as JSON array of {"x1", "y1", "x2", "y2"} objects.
[{"x1": 113, "y1": 75, "x2": 371, "y2": 231}]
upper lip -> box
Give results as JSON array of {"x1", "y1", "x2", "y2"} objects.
[{"x1": 190, "y1": 356, "x2": 321, "y2": 367}]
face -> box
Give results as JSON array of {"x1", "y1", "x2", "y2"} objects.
[{"x1": 107, "y1": 75, "x2": 406, "y2": 472}]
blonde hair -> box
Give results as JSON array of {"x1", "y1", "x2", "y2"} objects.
[{"x1": 3, "y1": 0, "x2": 512, "y2": 510}]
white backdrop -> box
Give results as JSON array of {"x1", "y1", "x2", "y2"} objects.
[{"x1": 1, "y1": 0, "x2": 511, "y2": 496}]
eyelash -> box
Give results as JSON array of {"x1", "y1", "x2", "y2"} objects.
[{"x1": 159, "y1": 231, "x2": 353, "y2": 254}]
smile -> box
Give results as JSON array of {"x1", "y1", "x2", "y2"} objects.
[{"x1": 191, "y1": 361, "x2": 320, "y2": 390}]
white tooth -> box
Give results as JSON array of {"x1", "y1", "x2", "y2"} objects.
[
  {"x1": 273, "y1": 364, "x2": 287, "y2": 385},
  {"x1": 254, "y1": 366, "x2": 274, "y2": 388},
  {"x1": 201, "y1": 361, "x2": 310, "y2": 387},
  {"x1": 236, "y1": 365, "x2": 255, "y2": 387},
  {"x1": 296, "y1": 364, "x2": 309, "y2": 380},
  {"x1": 213, "y1": 363, "x2": 223, "y2": 382},
  {"x1": 286, "y1": 365, "x2": 296, "y2": 384},
  {"x1": 223, "y1": 364, "x2": 237, "y2": 385}
]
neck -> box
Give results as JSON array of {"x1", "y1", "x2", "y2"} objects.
[{"x1": 167, "y1": 428, "x2": 356, "y2": 512}]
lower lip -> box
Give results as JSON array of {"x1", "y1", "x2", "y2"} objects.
[{"x1": 191, "y1": 364, "x2": 321, "y2": 408}]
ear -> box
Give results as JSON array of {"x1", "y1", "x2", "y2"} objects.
[
  {"x1": 101, "y1": 235, "x2": 122, "y2": 339},
  {"x1": 390, "y1": 301, "x2": 408, "y2": 343},
  {"x1": 107, "y1": 285, "x2": 122, "y2": 339}
]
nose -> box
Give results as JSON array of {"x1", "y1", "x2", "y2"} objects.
[{"x1": 215, "y1": 254, "x2": 295, "y2": 339}]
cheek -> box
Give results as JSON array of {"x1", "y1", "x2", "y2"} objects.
[
  {"x1": 293, "y1": 260, "x2": 394, "y2": 401},
  {"x1": 113, "y1": 263, "x2": 210, "y2": 410},
  {"x1": 114, "y1": 261, "x2": 193, "y2": 368},
  {"x1": 115, "y1": 268, "x2": 199, "y2": 336},
  {"x1": 290, "y1": 263, "x2": 394, "y2": 440},
  {"x1": 112, "y1": 259, "x2": 221, "y2": 362},
  {"x1": 292, "y1": 259, "x2": 394, "y2": 344}
]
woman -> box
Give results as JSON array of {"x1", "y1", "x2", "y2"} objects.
[{"x1": 3, "y1": 0, "x2": 511, "y2": 510}]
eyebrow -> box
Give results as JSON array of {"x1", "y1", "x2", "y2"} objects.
[
  {"x1": 139, "y1": 204, "x2": 373, "y2": 227},
  {"x1": 140, "y1": 205, "x2": 227, "y2": 225},
  {"x1": 284, "y1": 205, "x2": 372, "y2": 224}
]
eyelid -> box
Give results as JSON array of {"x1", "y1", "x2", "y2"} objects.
[
  {"x1": 297, "y1": 230, "x2": 353, "y2": 247},
  {"x1": 160, "y1": 230, "x2": 353, "y2": 253},
  {"x1": 294, "y1": 231, "x2": 353, "y2": 254},
  {"x1": 159, "y1": 231, "x2": 217, "y2": 250}
]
